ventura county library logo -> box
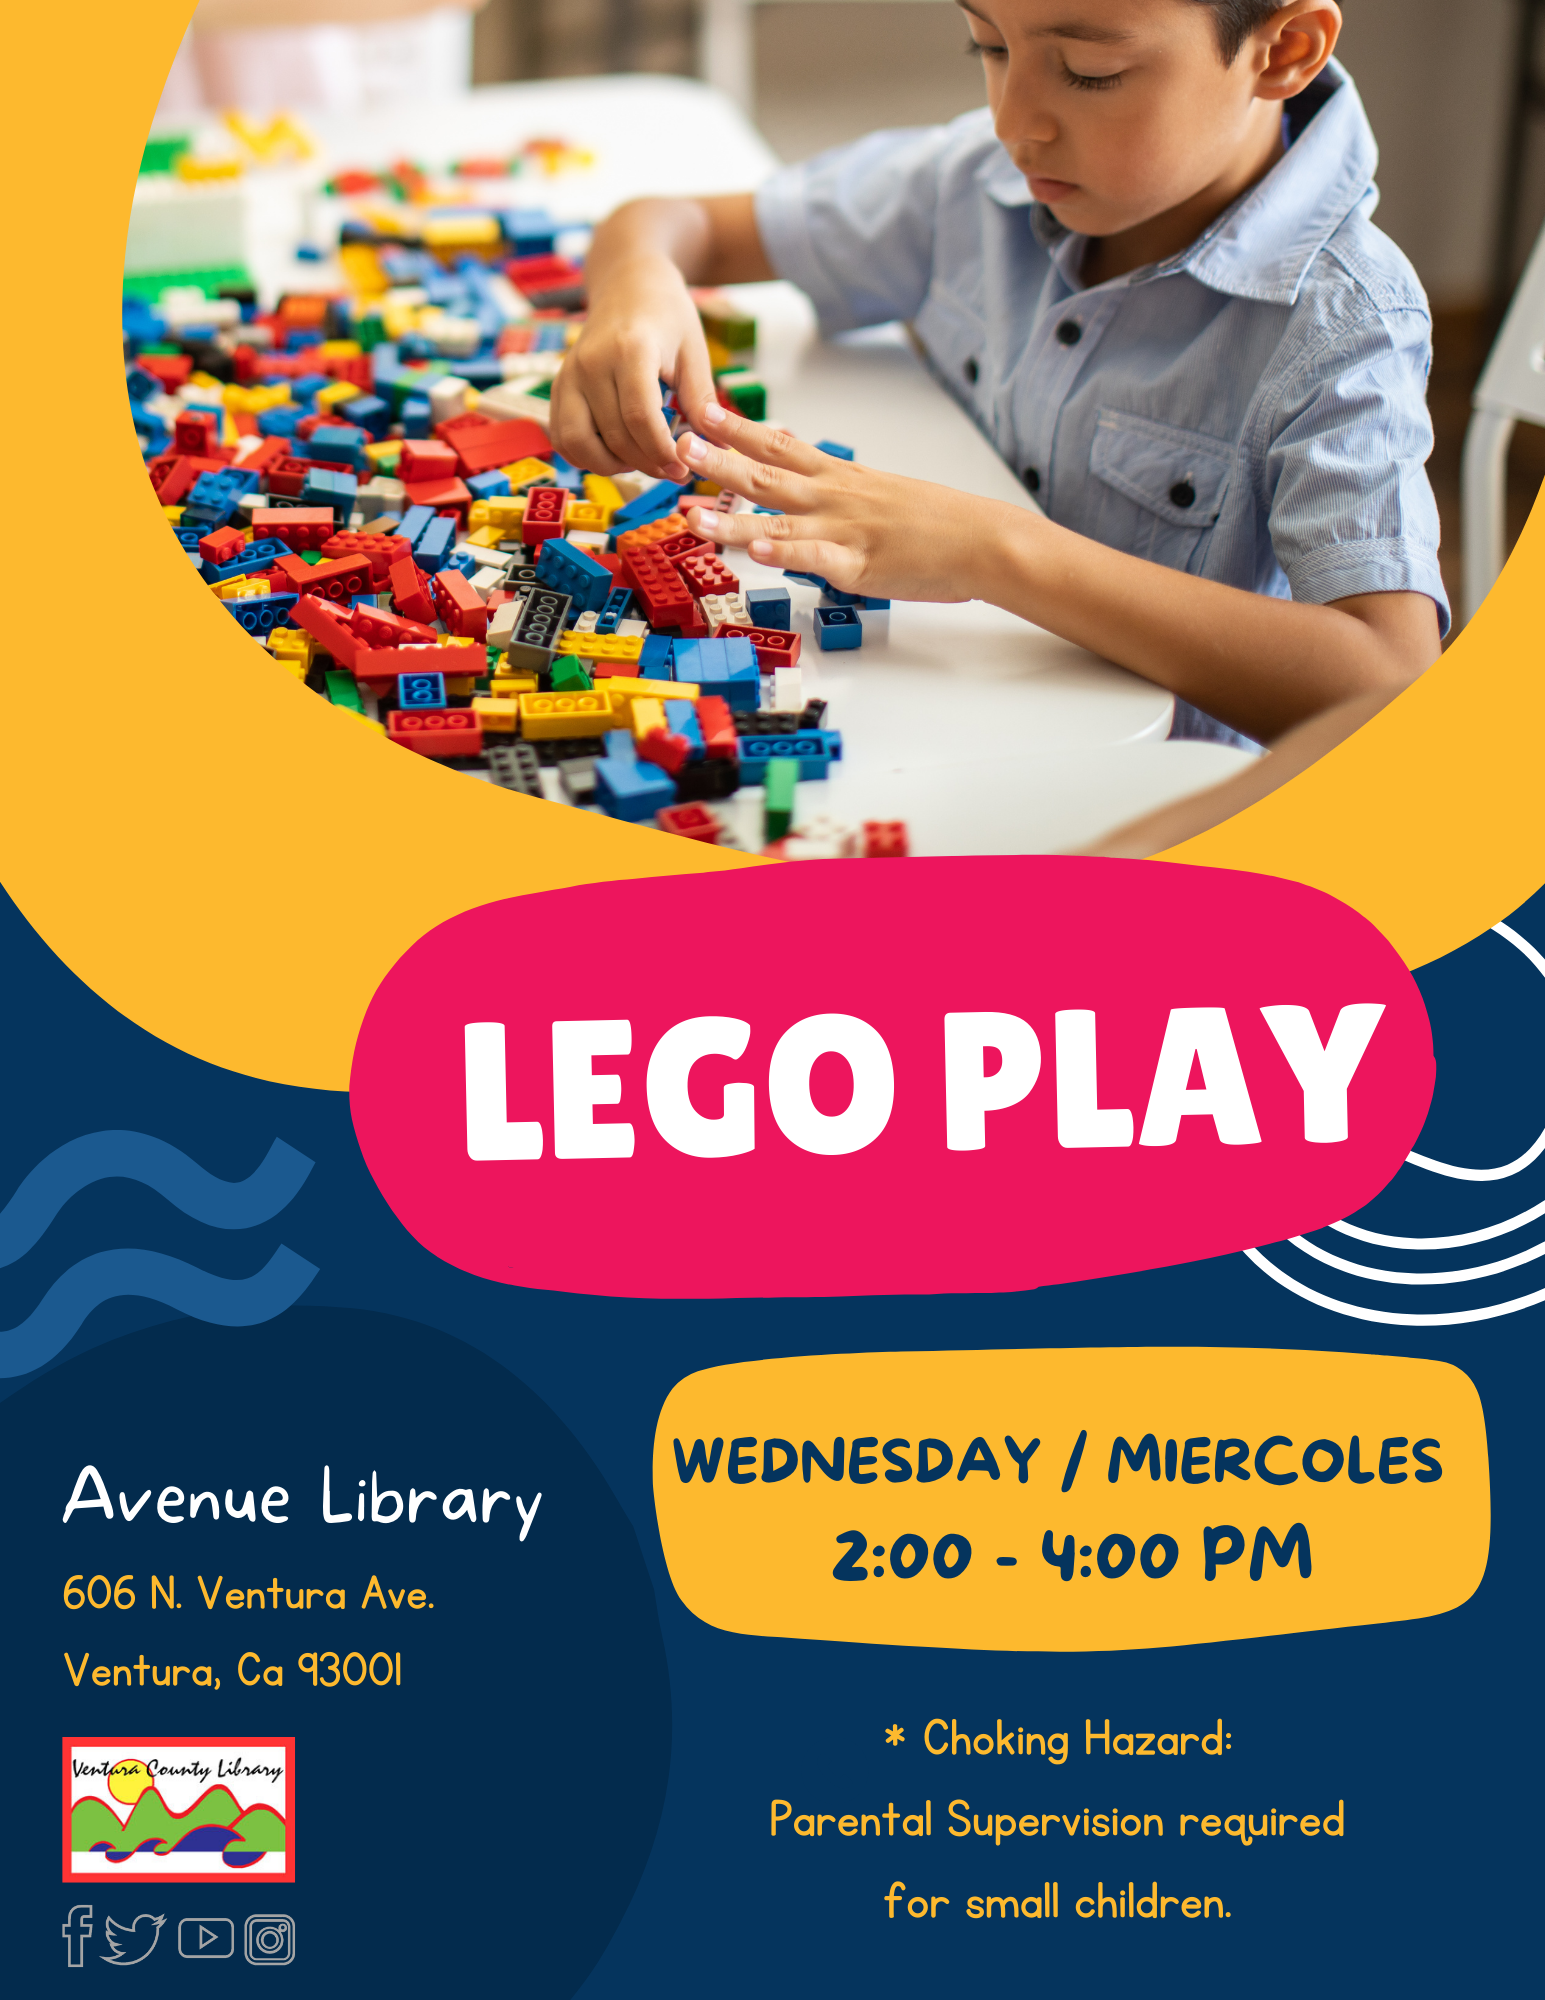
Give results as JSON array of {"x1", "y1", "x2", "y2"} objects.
[{"x1": 63, "y1": 1738, "x2": 294, "y2": 1884}]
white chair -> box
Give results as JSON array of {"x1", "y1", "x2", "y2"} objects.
[{"x1": 1462, "y1": 218, "x2": 1545, "y2": 623}]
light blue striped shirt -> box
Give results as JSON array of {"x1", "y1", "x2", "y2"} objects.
[{"x1": 755, "y1": 61, "x2": 1447, "y2": 743}]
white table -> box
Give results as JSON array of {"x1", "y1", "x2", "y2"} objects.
[{"x1": 145, "y1": 75, "x2": 1255, "y2": 852}]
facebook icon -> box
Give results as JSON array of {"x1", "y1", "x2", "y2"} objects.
[{"x1": 62, "y1": 1906, "x2": 92, "y2": 1969}]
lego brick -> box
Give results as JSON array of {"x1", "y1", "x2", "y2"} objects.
[
  {"x1": 773, "y1": 666, "x2": 805, "y2": 713},
  {"x1": 396, "y1": 669, "x2": 447, "y2": 710},
  {"x1": 611, "y1": 479, "x2": 683, "y2": 532},
  {"x1": 695, "y1": 696, "x2": 738, "y2": 761},
  {"x1": 630, "y1": 696, "x2": 667, "y2": 743},
  {"x1": 415, "y1": 517, "x2": 457, "y2": 571},
  {"x1": 487, "y1": 742, "x2": 546, "y2": 796},
  {"x1": 594, "y1": 756, "x2": 675, "y2": 822},
  {"x1": 701, "y1": 591, "x2": 750, "y2": 634},
  {"x1": 763, "y1": 756, "x2": 798, "y2": 840},
  {"x1": 387, "y1": 708, "x2": 483, "y2": 758},
  {"x1": 472, "y1": 694, "x2": 522, "y2": 733},
  {"x1": 815, "y1": 604, "x2": 863, "y2": 650},
  {"x1": 449, "y1": 418, "x2": 553, "y2": 478},
  {"x1": 675, "y1": 550, "x2": 740, "y2": 600},
  {"x1": 673, "y1": 754, "x2": 740, "y2": 802},
  {"x1": 599, "y1": 674, "x2": 701, "y2": 709},
  {"x1": 657, "y1": 803, "x2": 723, "y2": 843},
  {"x1": 717, "y1": 624, "x2": 802, "y2": 670},
  {"x1": 556, "y1": 632, "x2": 644, "y2": 667},
  {"x1": 738, "y1": 730, "x2": 843, "y2": 780},
  {"x1": 640, "y1": 633, "x2": 675, "y2": 675},
  {"x1": 637, "y1": 727, "x2": 692, "y2": 776},
  {"x1": 401, "y1": 474, "x2": 471, "y2": 514},
  {"x1": 352, "y1": 603, "x2": 437, "y2": 649},
  {"x1": 487, "y1": 599, "x2": 520, "y2": 652},
  {"x1": 399, "y1": 438, "x2": 459, "y2": 482},
  {"x1": 388, "y1": 554, "x2": 437, "y2": 625},
  {"x1": 863, "y1": 820, "x2": 910, "y2": 858},
  {"x1": 535, "y1": 535, "x2": 612, "y2": 612},
  {"x1": 320, "y1": 530, "x2": 411, "y2": 583},
  {"x1": 223, "y1": 591, "x2": 299, "y2": 636},
  {"x1": 431, "y1": 567, "x2": 490, "y2": 641},
  {"x1": 816, "y1": 439, "x2": 856, "y2": 460},
  {"x1": 522, "y1": 485, "x2": 569, "y2": 545},
  {"x1": 276, "y1": 550, "x2": 374, "y2": 603},
  {"x1": 325, "y1": 669, "x2": 364, "y2": 712},
  {"x1": 518, "y1": 690, "x2": 616, "y2": 739},
  {"x1": 290, "y1": 594, "x2": 363, "y2": 668},
  {"x1": 594, "y1": 586, "x2": 635, "y2": 635},
  {"x1": 556, "y1": 756, "x2": 598, "y2": 804},
  {"x1": 550, "y1": 657, "x2": 594, "y2": 693},
  {"x1": 505, "y1": 587, "x2": 572, "y2": 671}
]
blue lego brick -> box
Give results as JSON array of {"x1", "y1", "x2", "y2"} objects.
[
  {"x1": 340, "y1": 393, "x2": 391, "y2": 440},
  {"x1": 535, "y1": 537, "x2": 612, "y2": 614},
  {"x1": 301, "y1": 467, "x2": 358, "y2": 517},
  {"x1": 639, "y1": 633, "x2": 675, "y2": 676},
  {"x1": 819, "y1": 586, "x2": 864, "y2": 607},
  {"x1": 816, "y1": 439, "x2": 856, "y2": 460},
  {"x1": 501, "y1": 208, "x2": 559, "y2": 256},
  {"x1": 223, "y1": 591, "x2": 300, "y2": 637},
  {"x1": 745, "y1": 587, "x2": 790, "y2": 630},
  {"x1": 397, "y1": 669, "x2": 447, "y2": 710},
  {"x1": 131, "y1": 403, "x2": 169, "y2": 456},
  {"x1": 172, "y1": 524, "x2": 203, "y2": 554},
  {"x1": 688, "y1": 636, "x2": 760, "y2": 711},
  {"x1": 595, "y1": 756, "x2": 675, "y2": 822},
  {"x1": 400, "y1": 396, "x2": 433, "y2": 439},
  {"x1": 289, "y1": 371, "x2": 331, "y2": 403},
  {"x1": 443, "y1": 551, "x2": 478, "y2": 579},
  {"x1": 307, "y1": 424, "x2": 369, "y2": 471},
  {"x1": 738, "y1": 729, "x2": 843, "y2": 780},
  {"x1": 815, "y1": 604, "x2": 863, "y2": 651},
  {"x1": 671, "y1": 636, "x2": 714, "y2": 683},
  {"x1": 544, "y1": 452, "x2": 585, "y2": 495},
  {"x1": 594, "y1": 586, "x2": 634, "y2": 636},
  {"x1": 603, "y1": 729, "x2": 637, "y2": 763},
  {"x1": 468, "y1": 470, "x2": 512, "y2": 501},
  {"x1": 610, "y1": 479, "x2": 682, "y2": 532},
  {"x1": 783, "y1": 568, "x2": 835, "y2": 593},
  {"x1": 665, "y1": 700, "x2": 705, "y2": 760},
  {"x1": 861, "y1": 596, "x2": 892, "y2": 610},
  {"x1": 257, "y1": 406, "x2": 302, "y2": 438},
  {"x1": 399, "y1": 504, "x2": 437, "y2": 550},
  {"x1": 202, "y1": 537, "x2": 291, "y2": 584},
  {"x1": 415, "y1": 517, "x2": 456, "y2": 571}
]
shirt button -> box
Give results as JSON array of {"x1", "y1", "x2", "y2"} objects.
[
  {"x1": 963, "y1": 357, "x2": 979, "y2": 385},
  {"x1": 1169, "y1": 480, "x2": 1196, "y2": 509},
  {"x1": 1055, "y1": 320, "x2": 1082, "y2": 346},
  {"x1": 1022, "y1": 467, "x2": 1041, "y2": 492}
]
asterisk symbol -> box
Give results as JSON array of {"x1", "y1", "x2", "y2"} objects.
[{"x1": 885, "y1": 1724, "x2": 904, "y2": 1745}]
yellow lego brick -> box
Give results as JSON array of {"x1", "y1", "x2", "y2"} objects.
[
  {"x1": 446, "y1": 675, "x2": 478, "y2": 697},
  {"x1": 188, "y1": 370, "x2": 224, "y2": 392},
  {"x1": 468, "y1": 495, "x2": 527, "y2": 534},
  {"x1": 268, "y1": 630, "x2": 313, "y2": 667},
  {"x1": 519, "y1": 691, "x2": 617, "y2": 740},
  {"x1": 705, "y1": 334, "x2": 732, "y2": 373},
  {"x1": 472, "y1": 695, "x2": 521, "y2": 733},
  {"x1": 491, "y1": 674, "x2": 538, "y2": 699},
  {"x1": 555, "y1": 631, "x2": 644, "y2": 663},
  {"x1": 175, "y1": 154, "x2": 243, "y2": 182},
  {"x1": 212, "y1": 576, "x2": 271, "y2": 600},
  {"x1": 600, "y1": 674, "x2": 699, "y2": 706},
  {"x1": 422, "y1": 215, "x2": 501, "y2": 248},
  {"x1": 162, "y1": 505, "x2": 185, "y2": 524},
  {"x1": 436, "y1": 634, "x2": 476, "y2": 649},
  {"x1": 315, "y1": 379, "x2": 359, "y2": 412},
  {"x1": 319, "y1": 339, "x2": 363, "y2": 361},
  {"x1": 565, "y1": 501, "x2": 605, "y2": 533},
  {"x1": 630, "y1": 697, "x2": 666, "y2": 742},
  {"x1": 271, "y1": 649, "x2": 310, "y2": 680},
  {"x1": 505, "y1": 456, "x2": 555, "y2": 493},
  {"x1": 342, "y1": 708, "x2": 387, "y2": 735},
  {"x1": 364, "y1": 439, "x2": 401, "y2": 466},
  {"x1": 583, "y1": 473, "x2": 623, "y2": 519},
  {"x1": 466, "y1": 525, "x2": 506, "y2": 548}
]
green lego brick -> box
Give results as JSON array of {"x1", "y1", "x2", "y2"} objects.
[
  {"x1": 139, "y1": 134, "x2": 193, "y2": 175},
  {"x1": 716, "y1": 370, "x2": 766, "y2": 422},
  {"x1": 325, "y1": 670, "x2": 364, "y2": 713},
  {"x1": 763, "y1": 756, "x2": 797, "y2": 842},
  {"x1": 550, "y1": 657, "x2": 594, "y2": 692},
  {"x1": 122, "y1": 265, "x2": 256, "y2": 303}
]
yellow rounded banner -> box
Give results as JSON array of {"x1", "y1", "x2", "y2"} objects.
[
  {"x1": 0, "y1": 0, "x2": 1540, "y2": 1091},
  {"x1": 653, "y1": 1348, "x2": 1489, "y2": 1651}
]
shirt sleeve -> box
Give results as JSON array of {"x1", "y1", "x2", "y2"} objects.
[
  {"x1": 1264, "y1": 297, "x2": 1451, "y2": 636},
  {"x1": 753, "y1": 125, "x2": 959, "y2": 336}
]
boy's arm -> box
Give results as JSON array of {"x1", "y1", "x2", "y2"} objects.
[
  {"x1": 678, "y1": 406, "x2": 1440, "y2": 742},
  {"x1": 550, "y1": 194, "x2": 771, "y2": 483}
]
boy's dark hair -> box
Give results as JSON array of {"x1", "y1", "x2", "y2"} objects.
[{"x1": 1197, "y1": 0, "x2": 1286, "y2": 64}]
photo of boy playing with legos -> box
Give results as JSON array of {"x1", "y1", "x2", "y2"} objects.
[{"x1": 552, "y1": 0, "x2": 1448, "y2": 758}]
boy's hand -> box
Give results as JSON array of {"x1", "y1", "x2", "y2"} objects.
[
  {"x1": 549, "y1": 260, "x2": 719, "y2": 483},
  {"x1": 678, "y1": 401, "x2": 1002, "y2": 602}
]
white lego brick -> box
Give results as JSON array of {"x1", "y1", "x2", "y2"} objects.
[
  {"x1": 497, "y1": 347, "x2": 563, "y2": 380},
  {"x1": 470, "y1": 566, "x2": 507, "y2": 600},
  {"x1": 358, "y1": 474, "x2": 406, "y2": 509},
  {"x1": 428, "y1": 376, "x2": 471, "y2": 424},
  {"x1": 488, "y1": 601, "x2": 519, "y2": 651},
  {"x1": 611, "y1": 470, "x2": 654, "y2": 503},
  {"x1": 566, "y1": 530, "x2": 609, "y2": 555},
  {"x1": 475, "y1": 382, "x2": 555, "y2": 425},
  {"x1": 616, "y1": 618, "x2": 648, "y2": 637},
  {"x1": 773, "y1": 666, "x2": 804, "y2": 712},
  {"x1": 573, "y1": 609, "x2": 600, "y2": 633},
  {"x1": 703, "y1": 592, "x2": 750, "y2": 634}
]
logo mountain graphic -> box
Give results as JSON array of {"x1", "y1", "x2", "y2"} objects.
[{"x1": 72, "y1": 1785, "x2": 287, "y2": 1869}]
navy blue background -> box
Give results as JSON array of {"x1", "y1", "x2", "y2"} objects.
[{"x1": 0, "y1": 880, "x2": 1537, "y2": 1993}]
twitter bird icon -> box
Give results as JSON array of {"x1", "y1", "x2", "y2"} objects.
[{"x1": 102, "y1": 1914, "x2": 164, "y2": 1965}]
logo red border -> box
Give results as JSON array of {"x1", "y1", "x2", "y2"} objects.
[{"x1": 63, "y1": 1737, "x2": 295, "y2": 1885}]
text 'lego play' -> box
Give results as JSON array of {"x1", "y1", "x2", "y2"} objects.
[{"x1": 350, "y1": 857, "x2": 1435, "y2": 1296}]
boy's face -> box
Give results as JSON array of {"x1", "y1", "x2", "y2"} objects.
[{"x1": 960, "y1": 0, "x2": 1334, "y2": 240}]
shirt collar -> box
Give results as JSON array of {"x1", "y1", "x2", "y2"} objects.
[{"x1": 980, "y1": 59, "x2": 1378, "y2": 307}]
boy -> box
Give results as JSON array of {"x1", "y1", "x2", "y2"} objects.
[{"x1": 549, "y1": 0, "x2": 1446, "y2": 748}]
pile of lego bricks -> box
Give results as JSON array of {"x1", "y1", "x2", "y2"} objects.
[{"x1": 124, "y1": 239, "x2": 908, "y2": 858}]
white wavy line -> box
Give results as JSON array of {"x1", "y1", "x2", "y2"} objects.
[
  {"x1": 1406, "y1": 922, "x2": 1545, "y2": 1181},
  {"x1": 1287, "y1": 1230, "x2": 1545, "y2": 1285},
  {"x1": 1243, "y1": 1246, "x2": 1545, "y2": 1324},
  {"x1": 1330, "y1": 1194, "x2": 1545, "y2": 1249}
]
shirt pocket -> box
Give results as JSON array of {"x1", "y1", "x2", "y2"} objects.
[{"x1": 1088, "y1": 407, "x2": 1235, "y2": 572}]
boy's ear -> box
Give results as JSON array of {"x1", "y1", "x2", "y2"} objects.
[{"x1": 1251, "y1": 3, "x2": 1342, "y2": 101}]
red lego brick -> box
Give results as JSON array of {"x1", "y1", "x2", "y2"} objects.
[
  {"x1": 652, "y1": 531, "x2": 713, "y2": 564},
  {"x1": 615, "y1": 513, "x2": 690, "y2": 555},
  {"x1": 387, "y1": 708, "x2": 484, "y2": 758},
  {"x1": 450, "y1": 418, "x2": 554, "y2": 478},
  {"x1": 657, "y1": 803, "x2": 723, "y2": 843},
  {"x1": 241, "y1": 436, "x2": 291, "y2": 476},
  {"x1": 399, "y1": 439, "x2": 459, "y2": 482},
  {"x1": 292, "y1": 593, "x2": 363, "y2": 669},
  {"x1": 717, "y1": 624, "x2": 802, "y2": 670},
  {"x1": 254, "y1": 507, "x2": 335, "y2": 552},
  {"x1": 388, "y1": 555, "x2": 437, "y2": 624},
  {"x1": 431, "y1": 567, "x2": 490, "y2": 641},
  {"x1": 863, "y1": 820, "x2": 910, "y2": 859},
  {"x1": 351, "y1": 603, "x2": 438, "y2": 649},
  {"x1": 695, "y1": 697, "x2": 738, "y2": 760},
  {"x1": 198, "y1": 525, "x2": 246, "y2": 566},
  {"x1": 522, "y1": 485, "x2": 568, "y2": 544},
  {"x1": 506, "y1": 252, "x2": 584, "y2": 295},
  {"x1": 321, "y1": 531, "x2": 412, "y2": 583},
  {"x1": 232, "y1": 344, "x2": 260, "y2": 385},
  {"x1": 148, "y1": 453, "x2": 225, "y2": 504},
  {"x1": 264, "y1": 456, "x2": 329, "y2": 497},
  {"x1": 174, "y1": 409, "x2": 220, "y2": 456},
  {"x1": 325, "y1": 352, "x2": 372, "y2": 390},
  {"x1": 676, "y1": 596, "x2": 710, "y2": 638},
  {"x1": 275, "y1": 550, "x2": 373, "y2": 602},
  {"x1": 401, "y1": 475, "x2": 472, "y2": 516},
  {"x1": 352, "y1": 645, "x2": 442, "y2": 694},
  {"x1": 674, "y1": 551, "x2": 740, "y2": 600},
  {"x1": 637, "y1": 728, "x2": 691, "y2": 777},
  {"x1": 138, "y1": 352, "x2": 192, "y2": 393}
]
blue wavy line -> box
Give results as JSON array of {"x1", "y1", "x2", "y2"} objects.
[
  {"x1": 0, "y1": 1133, "x2": 313, "y2": 1268},
  {"x1": 0, "y1": 1245, "x2": 318, "y2": 1377}
]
